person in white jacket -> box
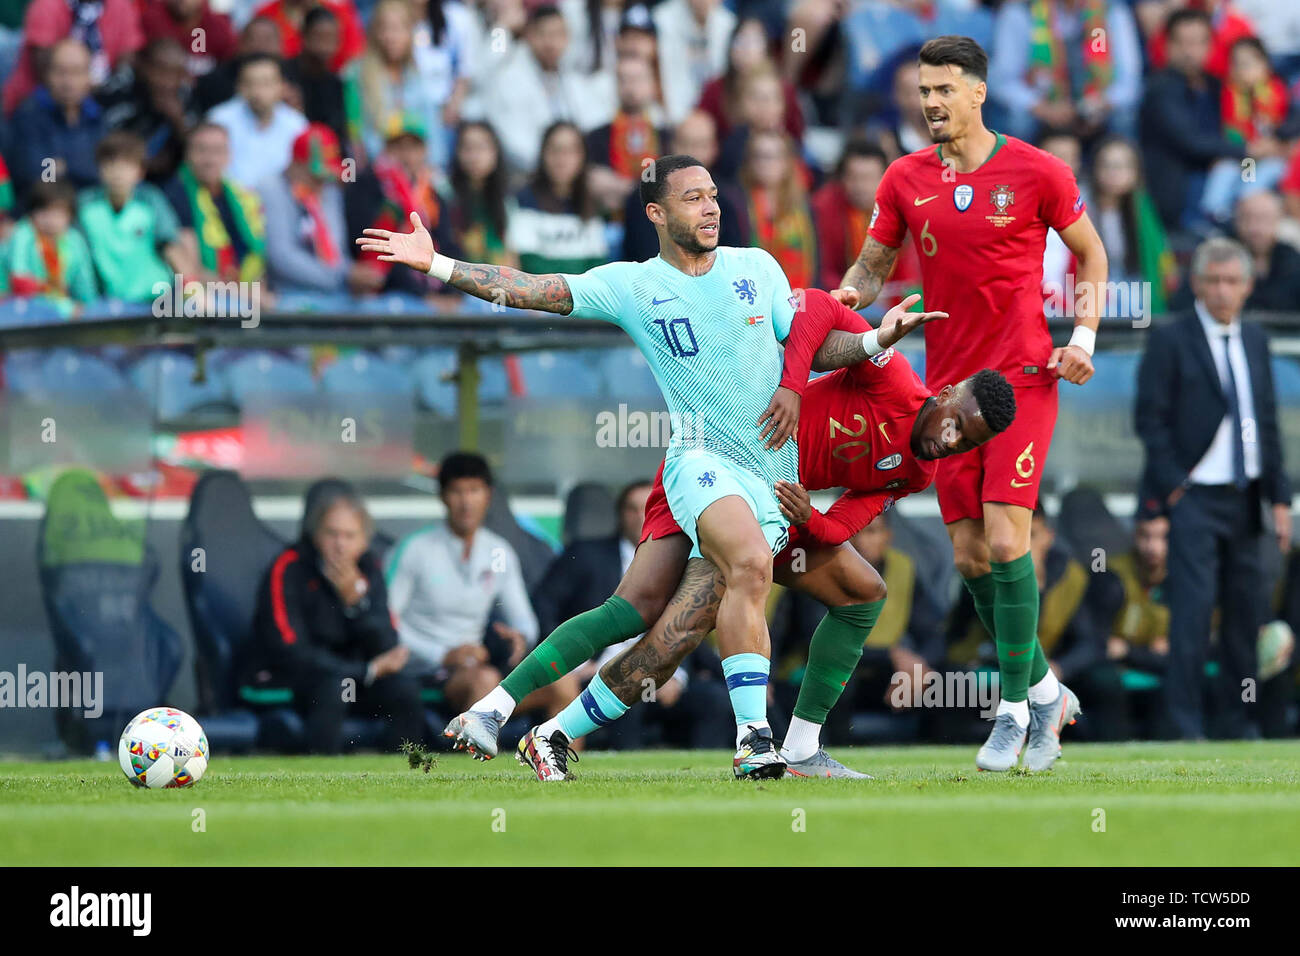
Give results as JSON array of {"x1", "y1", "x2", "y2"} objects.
[
  {"x1": 652, "y1": 0, "x2": 734, "y2": 124},
  {"x1": 475, "y1": 4, "x2": 613, "y2": 173}
]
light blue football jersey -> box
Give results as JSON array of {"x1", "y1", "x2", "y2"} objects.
[{"x1": 564, "y1": 246, "x2": 799, "y2": 488}]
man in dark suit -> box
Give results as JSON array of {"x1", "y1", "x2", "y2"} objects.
[
  {"x1": 1136, "y1": 236, "x2": 1292, "y2": 740},
  {"x1": 1138, "y1": 8, "x2": 1244, "y2": 232},
  {"x1": 532, "y1": 480, "x2": 731, "y2": 748}
]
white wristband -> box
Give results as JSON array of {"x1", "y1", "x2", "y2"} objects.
[
  {"x1": 861, "y1": 329, "x2": 883, "y2": 357},
  {"x1": 1068, "y1": 325, "x2": 1096, "y2": 356},
  {"x1": 426, "y1": 252, "x2": 454, "y2": 282}
]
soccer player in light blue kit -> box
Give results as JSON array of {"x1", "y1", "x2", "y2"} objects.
[{"x1": 359, "y1": 155, "x2": 801, "y2": 778}]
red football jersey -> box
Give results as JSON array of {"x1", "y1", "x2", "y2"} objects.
[
  {"x1": 867, "y1": 133, "x2": 1086, "y2": 391},
  {"x1": 780, "y1": 289, "x2": 937, "y2": 546}
]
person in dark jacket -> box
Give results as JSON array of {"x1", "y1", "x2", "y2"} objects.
[
  {"x1": 253, "y1": 487, "x2": 423, "y2": 754},
  {"x1": 1138, "y1": 8, "x2": 1245, "y2": 232},
  {"x1": 1136, "y1": 236, "x2": 1292, "y2": 739}
]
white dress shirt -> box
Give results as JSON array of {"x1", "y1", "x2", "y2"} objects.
[{"x1": 1189, "y1": 301, "x2": 1260, "y2": 486}]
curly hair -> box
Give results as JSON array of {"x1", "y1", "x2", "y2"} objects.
[{"x1": 969, "y1": 369, "x2": 1016, "y2": 434}]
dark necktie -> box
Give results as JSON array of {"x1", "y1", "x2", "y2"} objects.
[{"x1": 1219, "y1": 329, "x2": 1248, "y2": 490}]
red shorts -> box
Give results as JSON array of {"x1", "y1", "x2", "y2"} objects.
[
  {"x1": 640, "y1": 460, "x2": 684, "y2": 543},
  {"x1": 934, "y1": 382, "x2": 1058, "y2": 524},
  {"x1": 641, "y1": 460, "x2": 799, "y2": 565}
]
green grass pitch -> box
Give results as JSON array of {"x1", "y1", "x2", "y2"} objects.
[{"x1": 2, "y1": 741, "x2": 1298, "y2": 866}]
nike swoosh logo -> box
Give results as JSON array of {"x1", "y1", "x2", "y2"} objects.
[
  {"x1": 737, "y1": 675, "x2": 766, "y2": 684},
  {"x1": 878, "y1": 421, "x2": 891, "y2": 443},
  {"x1": 1008, "y1": 649, "x2": 1028, "y2": 656},
  {"x1": 914, "y1": 195, "x2": 938, "y2": 206},
  {"x1": 652, "y1": 296, "x2": 678, "y2": 306},
  {"x1": 1011, "y1": 480, "x2": 1032, "y2": 488}
]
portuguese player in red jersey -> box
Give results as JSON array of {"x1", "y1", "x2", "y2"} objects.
[
  {"x1": 448, "y1": 289, "x2": 1018, "y2": 779},
  {"x1": 835, "y1": 35, "x2": 1109, "y2": 772}
]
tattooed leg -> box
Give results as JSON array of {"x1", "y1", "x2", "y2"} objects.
[{"x1": 600, "y1": 558, "x2": 724, "y2": 706}]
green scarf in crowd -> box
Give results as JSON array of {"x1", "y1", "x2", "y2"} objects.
[{"x1": 178, "y1": 163, "x2": 264, "y2": 282}]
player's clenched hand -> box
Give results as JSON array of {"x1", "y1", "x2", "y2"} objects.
[
  {"x1": 758, "y1": 386, "x2": 800, "y2": 450},
  {"x1": 877, "y1": 293, "x2": 948, "y2": 349},
  {"x1": 356, "y1": 210, "x2": 435, "y2": 273},
  {"x1": 830, "y1": 287, "x2": 860, "y2": 308},
  {"x1": 1048, "y1": 344, "x2": 1094, "y2": 385},
  {"x1": 774, "y1": 480, "x2": 812, "y2": 525}
]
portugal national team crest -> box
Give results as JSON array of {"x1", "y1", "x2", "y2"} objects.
[
  {"x1": 986, "y1": 184, "x2": 1017, "y2": 228},
  {"x1": 989, "y1": 184, "x2": 1015, "y2": 214},
  {"x1": 953, "y1": 184, "x2": 973, "y2": 211}
]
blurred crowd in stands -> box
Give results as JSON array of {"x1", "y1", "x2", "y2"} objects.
[{"x1": 0, "y1": 0, "x2": 1299, "y2": 317}]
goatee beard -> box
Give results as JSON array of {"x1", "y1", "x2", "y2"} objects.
[{"x1": 669, "y1": 221, "x2": 713, "y2": 254}]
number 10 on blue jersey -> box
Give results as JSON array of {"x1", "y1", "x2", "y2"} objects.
[{"x1": 652, "y1": 317, "x2": 699, "y2": 358}]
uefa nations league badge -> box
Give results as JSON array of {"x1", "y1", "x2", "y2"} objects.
[{"x1": 953, "y1": 185, "x2": 973, "y2": 211}]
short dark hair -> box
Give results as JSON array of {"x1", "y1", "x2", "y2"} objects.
[
  {"x1": 1165, "y1": 7, "x2": 1211, "y2": 40},
  {"x1": 95, "y1": 130, "x2": 147, "y2": 166},
  {"x1": 27, "y1": 179, "x2": 77, "y2": 214},
  {"x1": 1228, "y1": 35, "x2": 1268, "y2": 62},
  {"x1": 640, "y1": 153, "x2": 705, "y2": 207},
  {"x1": 918, "y1": 34, "x2": 988, "y2": 83},
  {"x1": 969, "y1": 369, "x2": 1016, "y2": 434},
  {"x1": 303, "y1": 5, "x2": 338, "y2": 31},
  {"x1": 616, "y1": 480, "x2": 653, "y2": 514},
  {"x1": 237, "y1": 51, "x2": 283, "y2": 79},
  {"x1": 439, "y1": 451, "x2": 494, "y2": 490},
  {"x1": 837, "y1": 138, "x2": 887, "y2": 177},
  {"x1": 527, "y1": 4, "x2": 562, "y2": 27}
]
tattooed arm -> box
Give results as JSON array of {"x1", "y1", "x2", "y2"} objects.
[
  {"x1": 812, "y1": 293, "x2": 949, "y2": 371},
  {"x1": 836, "y1": 236, "x2": 900, "y2": 309},
  {"x1": 600, "y1": 558, "x2": 724, "y2": 705},
  {"x1": 356, "y1": 211, "x2": 575, "y2": 314}
]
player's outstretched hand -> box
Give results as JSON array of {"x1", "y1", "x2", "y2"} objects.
[
  {"x1": 356, "y1": 210, "x2": 435, "y2": 273},
  {"x1": 774, "y1": 480, "x2": 812, "y2": 525},
  {"x1": 830, "y1": 287, "x2": 861, "y2": 308},
  {"x1": 758, "y1": 385, "x2": 800, "y2": 450},
  {"x1": 877, "y1": 293, "x2": 948, "y2": 349},
  {"x1": 1048, "y1": 344, "x2": 1094, "y2": 384}
]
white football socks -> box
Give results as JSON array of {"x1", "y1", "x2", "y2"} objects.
[
  {"x1": 1027, "y1": 669, "x2": 1061, "y2": 706},
  {"x1": 996, "y1": 698, "x2": 1030, "y2": 728},
  {"x1": 471, "y1": 685, "x2": 516, "y2": 719},
  {"x1": 781, "y1": 716, "x2": 822, "y2": 762}
]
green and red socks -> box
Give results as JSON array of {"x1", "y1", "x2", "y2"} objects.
[
  {"x1": 475, "y1": 595, "x2": 647, "y2": 718},
  {"x1": 784, "y1": 600, "x2": 884, "y2": 761},
  {"x1": 963, "y1": 555, "x2": 1055, "y2": 727}
]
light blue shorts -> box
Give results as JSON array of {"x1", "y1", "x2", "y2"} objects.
[{"x1": 662, "y1": 450, "x2": 790, "y2": 560}]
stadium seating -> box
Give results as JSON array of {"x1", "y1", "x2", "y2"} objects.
[
  {"x1": 125, "y1": 351, "x2": 234, "y2": 420},
  {"x1": 223, "y1": 351, "x2": 319, "y2": 403},
  {"x1": 562, "y1": 482, "x2": 618, "y2": 544},
  {"x1": 514, "y1": 350, "x2": 605, "y2": 399},
  {"x1": 484, "y1": 491, "x2": 558, "y2": 592},
  {"x1": 30, "y1": 349, "x2": 129, "y2": 397},
  {"x1": 319, "y1": 350, "x2": 416, "y2": 397},
  {"x1": 178, "y1": 470, "x2": 284, "y2": 751},
  {"x1": 38, "y1": 469, "x2": 184, "y2": 754}
]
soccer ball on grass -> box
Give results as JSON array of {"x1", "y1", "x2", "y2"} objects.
[{"x1": 118, "y1": 707, "x2": 209, "y2": 788}]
